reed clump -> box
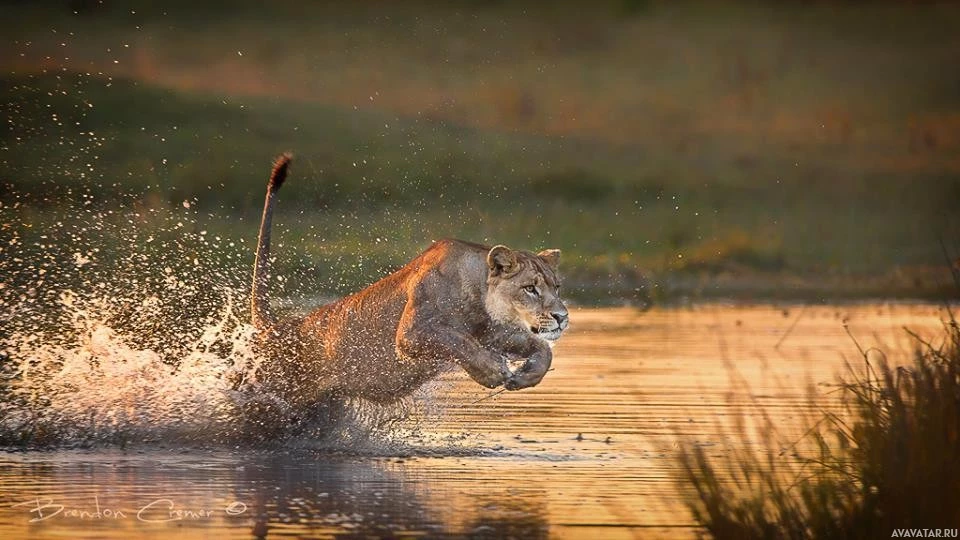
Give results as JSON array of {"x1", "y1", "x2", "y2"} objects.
[{"x1": 679, "y1": 303, "x2": 960, "y2": 539}]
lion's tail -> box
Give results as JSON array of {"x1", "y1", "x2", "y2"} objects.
[{"x1": 251, "y1": 153, "x2": 292, "y2": 331}]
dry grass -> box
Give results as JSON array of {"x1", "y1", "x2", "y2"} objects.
[{"x1": 677, "y1": 273, "x2": 960, "y2": 538}]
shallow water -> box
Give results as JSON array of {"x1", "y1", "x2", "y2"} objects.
[{"x1": 0, "y1": 303, "x2": 950, "y2": 539}]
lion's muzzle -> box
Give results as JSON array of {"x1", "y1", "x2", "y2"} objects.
[{"x1": 532, "y1": 309, "x2": 569, "y2": 342}]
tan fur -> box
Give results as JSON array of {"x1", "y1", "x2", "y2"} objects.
[{"x1": 250, "y1": 157, "x2": 569, "y2": 409}]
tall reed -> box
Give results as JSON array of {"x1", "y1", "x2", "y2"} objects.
[{"x1": 679, "y1": 297, "x2": 960, "y2": 538}]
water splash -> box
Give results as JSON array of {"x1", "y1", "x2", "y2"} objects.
[
  {"x1": 1, "y1": 289, "x2": 255, "y2": 446},
  {"x1": 0, "y1": 191, "x2": 448, "y2": 451}
]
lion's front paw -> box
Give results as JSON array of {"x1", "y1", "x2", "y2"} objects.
[
  {"x1": 475, "y1": 371, "x2": 507, "y2": 389},
  {"x1": 471, "y1": 353, "x2": 510, "y2": 389},
  {"x1": 504, "y1": 372, "x2": 540, "y2": 391},
  {"x1": 503, "y1": 351, "x2": 551, "y2": 391},
  {"x1": 504, "y1": 366, "x2": 548, "y2": 390}
]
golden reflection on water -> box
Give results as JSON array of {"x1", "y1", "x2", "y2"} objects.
[{"x1": 0, "y1": 304, "x2": 949, "y2": 539}]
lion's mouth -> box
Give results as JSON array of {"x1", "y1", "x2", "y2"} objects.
[{"x1": 531, "y1": 326, "x2": 563, "y2": 341}]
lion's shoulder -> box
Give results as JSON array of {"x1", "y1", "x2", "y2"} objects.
[
  {"x1": 423, "y1": 238, "x2": 491, "y2": 261},
  {"x1": 406, "y1": 238, "x2": 491, "y2": 277}
]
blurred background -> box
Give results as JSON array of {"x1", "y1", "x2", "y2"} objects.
[{"x1": 2, "y1": 0, "x2": 959, "y2": 305}]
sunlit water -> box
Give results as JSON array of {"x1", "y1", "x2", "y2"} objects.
[
  {"x1": 0, "y1": 296, "x2": 950, "y2": 538},
  {"x1": 0, "y1": 189, "x2": 952, "y2": 538}
]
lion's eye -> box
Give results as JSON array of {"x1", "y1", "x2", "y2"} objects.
[{"x1": 523, "y1": 285, "x2": 539, "y2": 296}]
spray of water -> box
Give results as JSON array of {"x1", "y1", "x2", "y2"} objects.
[{"x1": 0, "y1": 190, "x2": 444, "y2": 451}]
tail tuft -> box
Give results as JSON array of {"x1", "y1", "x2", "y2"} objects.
[{"x1": 269, "y1": 152, "x2": 293, "y2": 190}]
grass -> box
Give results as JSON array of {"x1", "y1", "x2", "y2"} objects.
[
  {"x1": 2, "y1": 1, "x2": 960, "y2": 302},
  {"x1": 677, "y1": 276, "x2": 960, "y2": 538}
]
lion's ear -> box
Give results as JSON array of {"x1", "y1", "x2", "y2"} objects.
[
  {"x1": 487, "y1": 245, "x2": 519, "y2": 277},
  {"x1": 538, "y1": 249, "x2": 561, "y2": 269}
]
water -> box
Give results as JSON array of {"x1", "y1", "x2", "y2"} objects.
[{"x1": 0, "y1": 301, "x2": 949, "y2": 539}]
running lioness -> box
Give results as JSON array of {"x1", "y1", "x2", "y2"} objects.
[{"x1": 250, "y1": 154, "x2": 568, "y2": 409}]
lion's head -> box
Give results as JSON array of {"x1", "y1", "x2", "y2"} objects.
[{"x1": 484, "y1": 245, "x2": 569, "y2": 343}]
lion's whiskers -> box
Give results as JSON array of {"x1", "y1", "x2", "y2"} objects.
[{"x1": 537, "y1": 315, "x2": 556, "y2": 332}]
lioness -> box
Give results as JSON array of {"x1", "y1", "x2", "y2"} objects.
[{"x1": 249, "y1": 154, "x2": 569, "y2": 410}]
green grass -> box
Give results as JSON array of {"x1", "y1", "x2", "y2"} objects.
[
  {"x1": 2, "y1": 1, "x2": 959, "y2": 303},
  {"x1": 677, "y1": 289, "x2": 960, "y2": 538}
]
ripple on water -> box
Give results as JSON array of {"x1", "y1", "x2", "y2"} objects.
[{"x1": 0, "y1": 201, "x2": 951, "y2": 536}]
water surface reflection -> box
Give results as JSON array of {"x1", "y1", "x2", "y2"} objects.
[{"x1": 0, "y1": 304, "x2": 948, "y2": 539}]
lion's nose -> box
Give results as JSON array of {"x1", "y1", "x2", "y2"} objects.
[{"x1": 552, "y1": 311, "x2": 569, "y2": 330}]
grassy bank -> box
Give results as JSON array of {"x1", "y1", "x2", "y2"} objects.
[
  {"x1": 2, "y1": 1, "x2": 959, "y2": 303},
  {"x1": 677, "y1": 293, "x2": 960, "y2": 537}
]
